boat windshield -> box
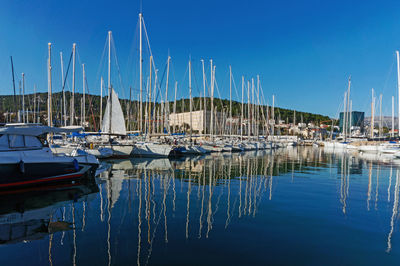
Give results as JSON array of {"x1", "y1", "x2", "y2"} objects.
[{"x1": 0, "y1": 134, "x2": 43, "y2": 151}]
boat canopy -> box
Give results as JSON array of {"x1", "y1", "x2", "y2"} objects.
[{"x1": 0, "y1": 125, "x2": 83, "y2": 136}]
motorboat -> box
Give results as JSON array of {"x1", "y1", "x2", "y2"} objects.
[{"x1": 0, "y1": 124, "x2": 93, "y2": 188}]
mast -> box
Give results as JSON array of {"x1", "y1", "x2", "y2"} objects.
[
  {"x1": 70, "y1": 43, "x2": 76, "y2": 126},
  {"x1": 22, "y1": 73, "x2": 25, "y2": 123},
  {"x1": 148, "y1": 56, "x2": 153, "y2": 137},
  {"x1": 128, "y1": 87, "x2": 131, "y2": 131},
  {"x1": 48, "y1": 43, "x2": 52, "y2": 127},
  {"x1": 189, "y1": 60, "x2": 193, "y2": 141},
  {"x1": 293, "y1": 110, "x2": 296, "y2": 134},
  {"x1": 10, "y1": 56, "x2": 17, "y2": 119},
  {"x1": 201, "y1": 59, "x2": 206, "y2": 135},
  {"x1": 392, "y1": 96, "x2": 395, "y2": 138},
  {"x1": 100, "y1": 77, "x2": 104, "y2": 127},
  {"x1": 256, "y1": 75, "x2": 260, "y2": 139},
  {"x1": 247, "y1": 81, "x2": 250, "y2": 138},
  {"x1": 343, "y1": 91, "x2": 347, "y2": 140},
  {"x1": 108, "y1": 31, "x2": 112, "y2": 135},
  {"x1": 229, "y1": 66, "x2": 232, "y2": 140},
  {"x1": 82, "y1": 63, "x2": 86, "y2": 128},
  {"x1": 139, "y1": 13, "x2": 143, "y2": 133},
  {"x1": 379, "y1": 94, "x2": 382, "y2": 138},
  {"x1": 165, "y1": 56, "x2": 170, "y2": 134},
  {"x1": 174, "y1": 81, "x2": 177, "y2": 134},
  {"x1": 371, "y1": 88, "x2": 374, "y2": 139},
  {"x1": 60, "y1": 52, "x2": 67, "y2": 126},
  {"x1": 346, "y1": 77, "x2": 351, "y2": 140},
  {"x1": 272, "y1": 95, "x2": 275, "y2": 136},
  {"x1": 397, "y1": 51, "x2": 400, "y2": 137},
  {"x1": 152, "y1": 69, "x2": 157, "y2": 135},
  {"x1": 350, "y1": 100, "x2": 353, "y2": 138},
  {"x1": 34, "y1": 85, "x2": 36, "y2": 123},
  {"x1": 210, "y1": 60, "x2": 214, "y2": 141},
  {"x1": 251, "y1": 78, "x2": 255, "y2": 137},
  {"x1": 241, "y1": 76, "x2": 244, "y2": 141}
]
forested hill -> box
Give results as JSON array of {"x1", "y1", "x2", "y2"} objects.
[{"x1": 0, "y1": 92, "x2": 330, "y2": 125}]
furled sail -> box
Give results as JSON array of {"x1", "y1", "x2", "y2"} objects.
[{"x1": 101, "y1": 88, "x2": 126, "y2": 135}]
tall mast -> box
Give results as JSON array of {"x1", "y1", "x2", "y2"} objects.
[
  {"x1": 201, "y1": 59, "x2": 206, "y2": 135},
  {"x1": 346, "y1": 77, "x2": 351, "y2": 140},
  {"x1": 210, "y1": 60, "x2": 214, "y2": 141},
  {"x1": 256, "y1": 75, "x2": 260, "y2": 139},
  {"x1": 397, "y1": 51, "x2": 400, "y2": 136},
  {"x1": 189, "y1": 60, "x2": 193, "y2": 141},
  {"x1": 272, "y1": 95, "x2": 275, "y2": 136},
  {"x1": 128, "y1": 87, "x2": 131, "y2": 131},
  {"x1": 60, "y1": 52, "x2": 67, "y2": 126},
  {"x1": 247, "y1": 81, "x2": 250, "y2": 138},
  {"x1": 251, "y1": 78, "x2": 255, "y2": 137},
  {"x1": 108, "y1": 31, "x2": 112, "y2": 135},
  {"x1": 241, "y1": 76, "x2": 244, "y2": 141},
  {"x1": 70, "y1": 43, "x2": 76, "y2": 126},
  {"x1": 100, "y1": 77, "x2": 104, "y2": 127},
  {"x1": 22, "y1": 73, "x2": 25, "y2": 123},
  {"x1": 82, "y1": 63, "x2": 86, "y2": 128},
  {"x1": 350, "y1": 100, "x2": 353, "y2": 138},
  {"x1": 174, "y1": 81, "x2": 177, "y2": 133},
  {"x1": 33, "y1": 84, "x2": 36, "y2": 123},
  {"x1": 48, "y1": 43, "x2": 52, "y2": 127},
  {"x1": 139, "y1": 13, "x2": 143, "y2": 133},
  {"x1": 229, "y1": 66, "x2": 232, "y2": 140},
  {"x1": 148, "y1": 56, "x2": 153, "y2": 137},
  {"x1": 152, "y1": 69, "x2": 157, "y2": 135},
  {"x1": 165, "y1": 56, "x2": 170, "y2": 134},
  {"x1": 379, "y1": 94, "x2": 382, "y2": 138},
  {"x1": 10, "y1": 56, "x2": 17, "y2": 119},
  {"x1": 371, "y1": 88, "x2": 374, "y2": 139},
  {"x1": 343, "y1": 91, "x2": 347, "y2": 140},
  {"x1": 393, "y1": 96, "x2": 395, "y2": 138},
  {"x1": 37, "y1": 94, "x2": 41, "y2": 123}
]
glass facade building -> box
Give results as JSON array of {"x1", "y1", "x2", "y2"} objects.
[{"x1": 339, "y1": 111, "x2": 364, "y2": 132}]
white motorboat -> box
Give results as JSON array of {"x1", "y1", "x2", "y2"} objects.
[{"x1": 0, "y1": 124, "x2": 93, "y2": 188}]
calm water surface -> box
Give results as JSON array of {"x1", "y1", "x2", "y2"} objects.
[{"x1": 1, "y1": 147, "x2": 400, "y2": 265}]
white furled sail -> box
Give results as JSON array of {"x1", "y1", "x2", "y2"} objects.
[{"x1": 101, "y1": 88, "x2": 126, "y2": 135}]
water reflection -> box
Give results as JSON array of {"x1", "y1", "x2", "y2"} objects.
[{"x1": 2, "y1": 148, "x2": 400, "y2": 265}]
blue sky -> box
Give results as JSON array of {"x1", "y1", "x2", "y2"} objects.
[{"x1": 1, "y1": 0, "x2": 400, "y2": 117}]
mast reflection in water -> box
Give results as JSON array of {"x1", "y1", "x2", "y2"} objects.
[{"x1": 1, "y1": 147, "x2": 400, "y2": 265}]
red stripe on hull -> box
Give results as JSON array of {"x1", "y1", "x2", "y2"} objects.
[{"x1": 0, "y1": 173, "x2": 84, "y2": 188}]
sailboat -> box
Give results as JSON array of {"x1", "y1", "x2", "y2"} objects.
[
  {"x1": 96, "y1": 87, "x2": 135, "y2": 157},
  {"x1": 130, "y1": 17, "x2": 173, "y2": 158}
]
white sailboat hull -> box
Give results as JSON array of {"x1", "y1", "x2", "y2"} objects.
[{"x1": 132, "y1": 143, "x2": 172, "y2": 158}]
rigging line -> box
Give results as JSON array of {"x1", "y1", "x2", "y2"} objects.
[
  {"x1": 191, "y1": 60, "x2": 202, "y2": 110},
  {"x1": 94, "y1": 36, "x2": 109, "y2": 92},
  {"x1": 111, "y1": 34, "x2": 128, "y2": 101},
  {"x1": 148, "y1": 59, "x2": 169, "y2": 117},
  {"x1": 178, "y1": 63, "x2": 189, "y2": 100},
  {"x1": 61, "y1": 51, "x2": 72, "y2": 92},
  {"x1": 213, "y1": 74, "x2": 227, "y2": 111},
  {"x1": 231, "y1": 71, "x2": 240, "y2": 102},
  {"x1": 142, "y1": 18, "x2": 160, "y2": 77},
  {"x1": 126, "y1": 17, "x2": 140, "y2": 90},
  {"x1": 85, "y1": 73, "x2": 97, "y2": 130}
]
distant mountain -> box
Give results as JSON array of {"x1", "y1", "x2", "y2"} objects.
[{"x1": 0, "y1": 92, "x2": 331, "y2": 129}]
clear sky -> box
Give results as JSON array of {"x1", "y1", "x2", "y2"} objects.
[{"x1": 1, "y1": 0, "x2": 400, "y2": 117}]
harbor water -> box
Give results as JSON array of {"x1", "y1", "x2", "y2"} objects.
[{"x1": 1, "y1": 147, "x2": 400, "y2": 265}]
